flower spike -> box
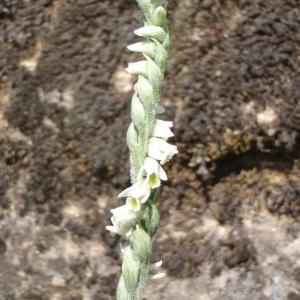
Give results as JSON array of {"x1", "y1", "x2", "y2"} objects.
[{"x1": 106, "y1": 1, "x2": 177, "y2": 299}]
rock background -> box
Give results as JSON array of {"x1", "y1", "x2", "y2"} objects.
[{"x1": 1, "y1": 0, "x2": 300, "y2": 299}]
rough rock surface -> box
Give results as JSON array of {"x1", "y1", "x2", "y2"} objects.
[{"x1": 1, "y1": 0, "x2": 300, "y2": 299}]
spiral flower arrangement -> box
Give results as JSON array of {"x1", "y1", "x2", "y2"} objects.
[{"x1": 106, "y1": 1, "x2": 177, "y2": 299}]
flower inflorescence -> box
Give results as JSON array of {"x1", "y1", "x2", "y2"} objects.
[{"x1": 106, "y1": 1, "x2": 176, "y2": 299}]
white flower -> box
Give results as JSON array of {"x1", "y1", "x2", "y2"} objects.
[
  {"x1": 148, "y1": 272, "x2": 166, "y2": 280},
  {"x1": 126, "y1": 196, "x2": 141, "y2": 211},
  {"x1": 134, "y1": 25, "x2": 166, "y2": 43},
  {"x1": 118, "y1": 179, "x2": 151, "y2": 204},
  {"x1": 125, "y1": 60, "x2": 147, "y2": 76},
  {"x1": 148, "y1": 260, "x2": 166, "y2": 280},
  {"x1": 149, "y1": 260, "x2": 163, "y2": 270},
  {"x1": 148, "y1": 137, "x2": 178, "y2": 165},
  {"x1": 127, "y1": 42, "x2": 156, "y2": 57},
  {"x1": 153, "y1": 119, "x2": 174, "y2": 139},
  {"x1": 138, "y1": 157, "x2": 167, "y2": 188},
  {"x1": 106, "y1": 201, "x2": 140, "y2": 236}
]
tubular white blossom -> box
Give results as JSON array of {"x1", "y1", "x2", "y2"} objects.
[
  {"x1": 148, "y1": 137, "x2": 178, "y2": 164},
  {"x1": 138, "y1": 157, "x2": 167, "y2": 188},
  {"x1": 127, "y1": 42, "x2": 157, "y2": 57},
  {"x1": 106, "y1": 204, "x2": 140, "y2": 237},
  {"x1": 126, "y1": 197, "x2": 142, "y2": 212},
  {"x1": 134, "y1": 25, "x2": 167, "y2": 43},
  {"x1": 118, "y1": 179, "x2": 151, "y2": 203},
  {"x1": 149, "y1": 260, "x2": 163, "y2": 270},
  {"x1": 125, "y1": 60, "x2": 148, "y2": 76},
  {"x1": 148, "y1": 272, "x2": 166, "y2": 280},
  {"x1": 153, "y1": 119, "x2": 174, "y2": 139}
]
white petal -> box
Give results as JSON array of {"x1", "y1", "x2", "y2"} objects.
[
  {"x1": 106, "y1": 223, "x2": 131, "y2": 236},
  {"x1": 127, "y1": 42, "x2": 156, "y2": 57},
  {"x1": 110, "y1": 205, "x2": 127, "y2": 216},
  {"x1": 125, "y1": 61, "x2": 147, "y2": 76},
  {"x1": 140, "y1": 188, "x2": 151, "y2": 203},
  {"x1": 144, "y1": 157, "x2": 159, "y2": 175},
  {"x1": 153, "y1": 120, "x2": 174, "y2": 139},
  {"x1": 147, "y1": 174, "x2": 161, "y2": 189},
  {"x1": 148, "y1": 273, "x2": 166, "y2": 280},
  {"x1": 148, "y1": 137, "x2": 178, "y2": 164},
  {"x1": 107, "y1": 203, "x2": 140, "y2": 237},
  {"x1": 150, "y1": 260, "x2": 163, "y2": 270},
  {"x1": 134, "y1": 26, "x2": 166, "y2": 43},
  {"x1": 158, "y1": 165, "x2": 167, "y2": 181},
  {"x1": 152, "y1": 180, "x2": 161, "y2": 189},
  {"x1": 148, "y1": 139, "x2": 164, "y2": 161},
  {"x1": 137, "y1": 157, "x2": 166, "y2": 189},
  {"x1": 106, "y1": 225, "x2": 119, "y2": 234},
  {"x1": 156, "y1": 119, "x2": 173, "y2": 128},
  {"x1": 148, "y1": 149, "x2": 163, "y2": 162},
  {"x1": 111, "y1": 205, "x2": 136, "y2": 222},
  {"x1": 119, "y1": 180, "x2": 151, "y2": 203},
  {"x1": 118, "y1": 182, "x2": 142, "y2": 198},
  {"x1": 126, "y1": 197, "x2": 141, "y2": 211},
  {"x1": 118, "y1": 185, "x2": 134, "y2": 198},
  {"x1": 161, "y1": 151, "x2": 176, "y2": 164}
]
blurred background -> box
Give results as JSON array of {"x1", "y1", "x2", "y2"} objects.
[{"x1": 1, "y1": 0, "x2": 300, "y2": 299}]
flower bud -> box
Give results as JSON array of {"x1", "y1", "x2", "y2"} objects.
[
  {"x1": 137, "y1": 76, "x2": 154, "y2": 107},
  {"x1": 122, "y1": 246, "x2": 140, "y2": 297},
  {"x1": 134, "y1": 25, "x2": 167, "y2": 43},
  {"x1": 127, "y1": 123, "x2": 138, "y2": 147},
  {"x1": 153, "y1": 6, "x2": 167, "y2": 28},
  {"x1": 127, "y1": 42, "x2": 157, "y2": 58},
  {"x1": 144, "y1": 55, "x2": 163, "y2": 98},
  {"x1": 125, "y1": 60, "x2": 148, "y2": 76},
  {"x1": 131, "y1": 226, "x2": 151, "y2": 263},
  {"x1": 131, "y1": 92, "x2": 146, "y2": 133},
  {"x1": 153, "y1": 39, "x2": 168, "y2": 71},
  {"x1": 142, "y1": 202, "x2": 160, "y2": 238},
  {"x1": 116, "y1": 276, "x2": 130, "y2": 300}
]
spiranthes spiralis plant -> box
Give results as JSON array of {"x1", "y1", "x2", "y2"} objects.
[{"x1": 106, "y1": 1, "x2": 177, "y2": 299}]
